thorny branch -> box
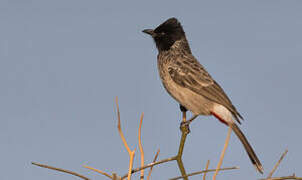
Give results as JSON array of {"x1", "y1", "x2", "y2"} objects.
[
  {"x1": 31, "y1": 98, "x2": 301, "y2": 180},
  {"x1": 121, "y1": 110, "x2": 191, "y2": 179}
]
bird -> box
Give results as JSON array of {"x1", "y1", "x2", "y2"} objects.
[{"x1": 142, "y1": 17, "x2": 263, "y2": 174}]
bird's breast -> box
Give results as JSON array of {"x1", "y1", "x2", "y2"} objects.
[{"x1": 157, "y1": 53, "x2": 213, "y2": 116}]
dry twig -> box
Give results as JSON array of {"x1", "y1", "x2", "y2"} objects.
[
  {"x1": 170, "y1": 166, "x2": 239, "y2": 180},
  {"x1": 32, "y1": 162, "x2": 90, "y2": 180},
  {"x1": 260, "y1": 149, "x2": 302, "y2": 180},
  {"x1": 83, "y1": 165, "x2": 113, "y2": 179},
  {"x1": 116, "y1": 97, "x2": 136, "y2": 180},
  {"x1": 212, "y1": 126, "x2": 232, "y2": 180},
  {"x1": 138, "y1": 113, "x2": 145, "y2": 180},
  {"x1": 121, "y1": 156, "x2": 177, "y2": 179},
  {"x1": 121, "y1": 110, "x2": 191, "y2": 179},
  {"x1": 203, "y1": 160, "x2": 210, "y2": 180},
  {"x1": 267, "y1": 149, "x2": 288, "y2": 179},
  {"x1": 261, "y1": 174, "x2": 302, "y2": 180},
  {"x1": 147, "y1": 149, "x2": 160, "y2": 180}
]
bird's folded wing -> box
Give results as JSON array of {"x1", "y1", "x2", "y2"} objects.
[{"x1": 168, "y1": 54, "x2": 243, "y2": 123}]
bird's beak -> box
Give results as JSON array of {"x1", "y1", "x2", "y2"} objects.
[{"x1": 142, "y1": 29, "x2": 155, "y2": 36}]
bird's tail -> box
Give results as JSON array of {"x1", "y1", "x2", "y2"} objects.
[{"x1": 230, "y1": 123, "x2": 264, "y2": 174}]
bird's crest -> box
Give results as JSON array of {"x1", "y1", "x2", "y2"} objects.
[{"x1": 154, "y1": 18, "x2": 184, "y2": 35}]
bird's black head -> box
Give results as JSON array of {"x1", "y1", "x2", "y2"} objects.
[{"x1": 143, "y1": 18, "x2": 190, "y2": 52}]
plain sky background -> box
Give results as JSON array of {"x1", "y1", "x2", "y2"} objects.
[{"x1": 1, "y1": 1, "x2": 302, "y2": 179}]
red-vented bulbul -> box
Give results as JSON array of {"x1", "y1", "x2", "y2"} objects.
[{"x1": 142, "y1": 17, "x2": 263, "y2": 173}]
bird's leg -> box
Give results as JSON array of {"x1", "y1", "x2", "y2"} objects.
[
  {"x1": 179, "y1": 105, "x2": 190, "y2": 134},
  {"x1": 180, "y1": 105, "x2": 187, "y2": 122}
]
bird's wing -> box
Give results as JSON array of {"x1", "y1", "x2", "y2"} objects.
[{"x1": 168, "y1": 54, "x2": 243, "y2": 123}]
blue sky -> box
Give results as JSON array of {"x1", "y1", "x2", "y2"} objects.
[{"x1": 1, "y1": 1, "x2": 302, "y2": 179}]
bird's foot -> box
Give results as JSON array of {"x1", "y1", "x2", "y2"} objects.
[
  {"x1": 179, "y1": 115, "x2": 198, "y2": 134},
  {"x1": 180, "y1": 121, "x2": 191, "y2": 134},
  {"x1": 187, "y1": 115, "x2": 198, "y2": 124}
]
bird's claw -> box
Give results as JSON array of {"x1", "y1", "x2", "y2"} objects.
[{"x1": 180, "y1": 121, "x2": 191, "y2": 134}]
